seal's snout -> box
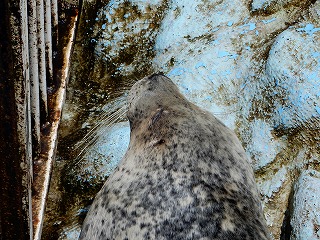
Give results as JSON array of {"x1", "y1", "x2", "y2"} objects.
[{"x1": 147, "y1": 72, "x2": 165, "y2": 81}]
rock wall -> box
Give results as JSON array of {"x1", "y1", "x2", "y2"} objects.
[{"x1": 291, "y1": 170, "x2": 320, "y2": 240}]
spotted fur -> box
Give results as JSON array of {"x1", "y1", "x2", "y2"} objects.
[{"x1": 79, "y1": 74, "x2": 271, "y2": 240}]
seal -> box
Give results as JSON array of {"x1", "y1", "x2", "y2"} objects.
[{"x1": 79, "y1": 74, "x2": 271, "y2": 240}]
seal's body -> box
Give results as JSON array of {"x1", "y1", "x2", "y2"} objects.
[{"x1": 79, "y1": 74, "x2": 270, "y2": 240}]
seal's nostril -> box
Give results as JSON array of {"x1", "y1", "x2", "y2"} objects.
[{"x1": 148, "y1": 72, "x2": 165, "y2": 80}]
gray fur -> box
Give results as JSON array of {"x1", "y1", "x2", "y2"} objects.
[{"x1": 79, "y1": 74, "x2": 271, "y2": 240}]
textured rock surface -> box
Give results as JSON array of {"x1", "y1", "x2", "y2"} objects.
[
  {"x1": 291, "y1": 170, "x2": 320, "y2": 240},
  {"x1": 250, "y1": 0, "x2": 316, "y2": 14},
  {"x1": 44, "y1": 0, "x2": 320, "y2": 239}
]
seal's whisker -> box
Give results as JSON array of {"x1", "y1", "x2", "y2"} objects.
[
  {"x1": 76, "y1": 106, "x2": 126, "y2": 150},
  {"x1": 212, "y1": 108, "x2": 242, "y2": 116},
  {"x1": 89, "y1": 112, "x2": 126, "y2": 149},
  {"x1": 121, "y1": 81, "x2": 136, "y2": 87},
  {"x1": 76, "y1": 109, "x2": 120, "y2": 148},
  {"x1": 110, "y1": 90, "x2": 130, "y2": 97},
  {"x1": 74, "y1": 104, "x2": 127, "y2": 162}
]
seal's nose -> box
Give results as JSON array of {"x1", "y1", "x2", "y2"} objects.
[{"x1": 147, "y1": 73, "x2": 165, "y2": 81}]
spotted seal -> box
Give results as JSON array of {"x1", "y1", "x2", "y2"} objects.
[{"x1": 79, "y1": 74, "x2": 271, "y2": 239}]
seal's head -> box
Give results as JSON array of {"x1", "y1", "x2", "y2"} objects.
[{"x1": 127, "y1": 74, "x2": 190, "y2": 130}]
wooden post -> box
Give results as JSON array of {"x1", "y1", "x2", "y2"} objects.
[
  {"x1": 37, "y1": 0, "x2": 49, "y2": 120},
  {"x1": 44, "y1": 0, "x2": 54, "y2": 85},
  {"x1": 0, "y1": 0, "x2": 33, "y2": 238},
  {"x1": 0, "y1": 0, "x2": 79, "y2": 239},
  {"x1": 28, "y1": 0, "x2": 41, "y2": 154},
  {"x1": 51, "y1": 0, "x2": 58, "y2": 49}
]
